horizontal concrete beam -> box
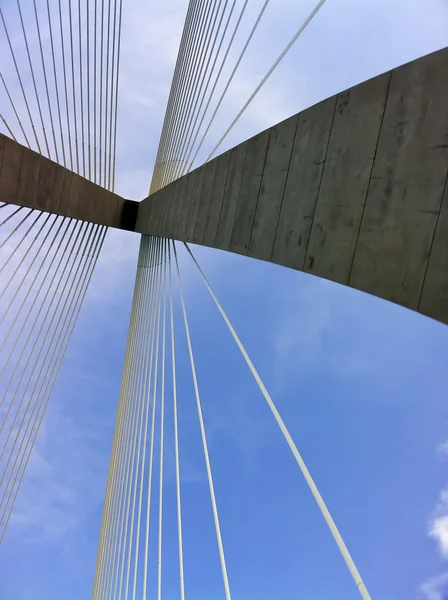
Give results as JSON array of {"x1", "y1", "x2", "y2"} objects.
[
  {"x1": 0, "y1": 134, "x2": 138, "y2": 230},
  {"x1": 136, "y1": 46, "x2": 448, "y2": 326}
]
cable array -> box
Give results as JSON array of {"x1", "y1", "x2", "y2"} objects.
[
  {"x1": 0, "y1": 0, "x2": 123, "y2": 541},
  {"x1": 2, "y1": 3, "x2": 370, "y2": 598},
  {"x1": 149, "y1": 0, "x2": 328, "y2": 191},
  {"x1": 94, "y1": 237, "x2": 372, "y2": 600},
  {"x1": 149, "y1": 0, "x2": 266, "y2": 193},
  {"x1": 183, "y1": 242, "x2": 372, "y2": 600},
  {"x1": 0, "y1": 206, "x2": 106, "y2": 543},
  {"x1": 93, "y1": 237, "x2": 233, "y2": 600},
  {"x1": 0, "y1": 0, "x2": 123, "y2": 189}
]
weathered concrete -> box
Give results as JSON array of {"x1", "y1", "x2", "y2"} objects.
[
  {"x1": 248, "y1": 114, "x2": 298, "y2": 261},
  {"x1": 135, "y1": 47, "x2": 448, "y2": 326},
  {"x1": 0, "y1": 133, "x2": 136, "y2": 229},
  {"x1": 215, "y1": 140, "x2": 249, "y2": 250},
  {"x1": 304, "y1": 72, "x2": 391, "y2": 284},
  {"x1": 2, "y1": 48, "x2": 448, "y2": 326},
  {"x1": 230, "y1": 129, "x2": 270, "y2": 255},
  {"x1": 271, "y1": 97, "x2": 335, "y2": 269}
]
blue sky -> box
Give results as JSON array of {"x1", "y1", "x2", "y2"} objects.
[{"x1": 1, "y1": 1, "x2": 448, "y2": 599}]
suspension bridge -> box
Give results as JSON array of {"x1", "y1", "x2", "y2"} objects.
[{"x1": 0, "y1": 0, "x2": 447, "y2": 598}]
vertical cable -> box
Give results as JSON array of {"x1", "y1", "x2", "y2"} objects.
[
  {"x1": 0, "y1": 221, "x2": 80, "y2": 505},
  {"x1": 111, "y1": 0, "x2": 123, "y2": 192},
  {"x1": 68, "y1": 0, "x2": 80, "y2": 172},
  {"x1": 0, "y1": 9, "x2": 42, "y2": 153},
  {"x1": 183, "y1": 242, "x2": 372, "y2": 600},
  {"x1": 16, "y1": 0, "x2": 51, "y2": 157},
  {"x1": 78, "y1": 0, "x2": 87, "y2": 177},
  {"x1": 130, "y1": 235, "x2": 163, "y2": 600},
  {"x1": 103, "y1": 0, "x2": 112, "y2": 188},
  {"x1": 59, "y1": 0, "x2": 74, "y2": 170},
  {"x1": 142, "y1": 239, "x2": 164, "y2": 600},
  {"x1": 0, "y1": 228, "x2": 107, "y2": 544},
  {"x1": 178, "y1": 0, "x2": 243, "y2": 176},
  {"x1": 205, "y1": 0, "x2": 328, "y2": 161},
  {"x1": 47, "y1": 0, "x2": 67, "y2": 166},
  {"x1": 151, "y1": 0, "x2": 206, "y2": 191},
  {"x1": 168, "y1": 241, "x2": 185, "y2": 600},
  {"x1": 0, "y1": 212, "x2": 41, "y2": 280},
  {"x1": 0, "y1": 114, "x2": 17, "y2": 141},
  {"x1": 148, "y1": 0, "x2": 199, "y2": 193},
  {"x1": 0, "y1": 72, "x2": 31, "y2": 147},
  {"x1": 164, "y1": 0, "x2": 229, "y2": 186},
  {"x1": 186, "y1": 0, "x2": 257, "y2": 171},
  {"x1": 157, "y1": 239, "x2": 167, "y2": 600},
  {"x1": 99, "y1": 0, "x2": 105, "y2": 185},
  {"x1": 95, "y1": 239, "x2": 151, "y2": 599},
  {"x1": 100, "y1": 238, "x2": 155, "y2": 600},
  {"x1": 33, "y1": 0, "x2": 59, "y2": 162},
  {"x1": 93, "y1": 0, "x2": 98, "y2": 182},
  {"x1": 123, "y1": 238, "x2": 162, "y2": 600},
  {"x1": 118, "y1": 237, "x2": 161, "y2": 597},
  {"x1": 86, "y1": 0, "x2": 92, "y2": 180},
  {"x1": 173, "y1": 241, "x2": 232, "y2": 600},
  {"x1": 107, "y1": 0, "x2": 119, "y2": 191}
]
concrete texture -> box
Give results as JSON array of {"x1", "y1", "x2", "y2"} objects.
[
  {"x1": 135, "y1": 47, "x2": 448, "y2": 326},
  {"x1": 2, "y1": 47, "x2": 447, "y2": 326},
  {"x1": 0, "y1": 133, "x2": 128, "y2": 229}
]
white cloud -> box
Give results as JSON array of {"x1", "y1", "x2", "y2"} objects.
[
  {"x1": 8, "y1": 387, "x2": 112, "y2": 545},
  {"x1": 420, "y1": 476, "x2": 448, "y2": 599},
  {"x1": 2, "y1": 1, "x2": 448, "y2": 594},
  {"x1": 420, "y1": 572, "x2": 448, "y2": 600},
  {"x1": 438, "y1": 441, "x2": 448, "y2": 457},
  {"x1": 428, "y1": 488, "x2": 448, "y2": 559},
  {"x1": 431, "y1": 515, "x2": 448, "y2": 560}
]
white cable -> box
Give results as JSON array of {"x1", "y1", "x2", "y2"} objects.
[
  {"x1": 189, "y1": 0, "x2": 268, "y2": 170},
  {"x1": 123, "y1": 237, "x2": 162, "y2": 600},
  {"x1": 98, "y1": 238, "x2": 154, "y2": 599},
  {"x1": 181, "y1": 0, "x2": 249, "y2": 174},
  {"x1": 0, "y1": 8, "x2": 41, "y2": 153},
  {"x1": 100, "y1": 237, "x2": 154, "y2": 599},
  {"x1": 0, "y1": 72, "x2": 31, "y2": 147},
  {"x1": 68, "y1": 0, "x2": 80, "y2": 172},
  {"x1": 206, "y1": 0, "x2": 328, "y2": 161},
  {"x1": 168, "y1": 241, "x2": 185, "y2": 600},
  {"x1": 142, "y1": 239, "x2": 164, "y2": 600},
  {"x1": 157, "y1": 239, "x2": 168, "y2": 600},
  {"x1": 163, "y1": 0, "x2": 227, "y2": 187},
  {"x1": 78, "y1": 0, "x2": 87, "y2": 177},
  {"x1": 154, "y1": 0, "x2": 209, "y2": 189},
  {"x1": 131, "y1": 236, "x2": 163, "y2": 600},
  {"x1": 58, "y1": 0, "x2": 74, "y2": 170},
  {"x1": 16, "y1": 0, "x2": 51, "y2": 157},
  {"x1": 173, "y1": 240, "x2": 232, "y2": 600},
  {"x1": 111, "y1": 238, "x2": 161, "y2": 600},
  {"x1": 0, "y1": 227, "x2": 107, "y2": 544},
  {"x1": 182, "y1": 242, "x2": 372, "y2": 600},
  {"x1": 86, "y1": 0, "x2": 92, "y2": 179},
  {"x1": 111, "y1": 0, "x2": 123, "y2": 192},
  {"x1": 33, "y1": 0, "x2": 59, "y2": 162},
  {"x1": 47, "y1": 0, "x2": 67, "y2": 166}
]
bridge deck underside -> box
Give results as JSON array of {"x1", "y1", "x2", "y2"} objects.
[
  {"x1": 1, "y1": 48, "x2": 447, "y2": 326},
  {"x1": 136, "y1": 47, "x2": 448, "y2": 326},
  {"x1": 0, "y1": 133, "x2": 128, "y2": 229}
]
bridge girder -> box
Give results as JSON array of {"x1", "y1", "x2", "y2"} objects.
[{"x1": 1, "y1": 47, "x2": 447, "y2": 325}]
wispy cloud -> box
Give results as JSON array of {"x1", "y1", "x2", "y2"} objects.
[
  {"x1": 438, "y1": 441, "x2": 448, "y2": 458},
  {"x1": 429, "y1": 488, "x2": 448, "y2": 560},
  {"x1": 420, "y1": 571, "x2": 448, "y2": 600},
  {"x1": 9, "y1": 383, "x2": 111, "y2": 545},
  {"x1": 419, "y1": 448, "x2": 448, "y2": 598}
]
